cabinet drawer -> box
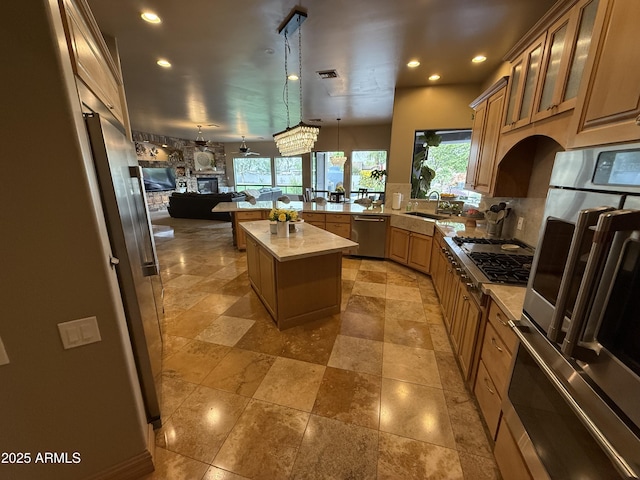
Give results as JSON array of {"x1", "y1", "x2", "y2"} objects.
[
  {"x1": 325, "y1": 222, "x2": 351, "y2": 238},
  {"x1": 307, "y1": 221, "x2": 326, "y2": 229},
  {"x1": 325, "y1": 213, "x2": 350, "y2": 224},
  {"x1": 487, "y1": 301, "x2": 518, "y2": 354},
  {"x1": 302, "y1": 212, "x2": 325, "y2": 222},
  {"x1": 480, "y1": 322, "x2": 513, "y2": 396},
  {"x1": 236, "y1": 211, "x2": 264, "y2": 221},
  {"x1": 474, "y1": 359, "x2": 502, "y2": 436}
]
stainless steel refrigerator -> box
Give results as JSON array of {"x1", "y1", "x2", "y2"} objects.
[{"x1": 85, "y1": 113, "x2": 163, "y2": 428}]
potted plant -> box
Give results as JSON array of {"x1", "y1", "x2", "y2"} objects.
[{"x1": 411, "y1": 131, "x2": 441, "y2": 198}]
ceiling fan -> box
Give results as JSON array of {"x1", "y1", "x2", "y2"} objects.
[{"x1": 231, "y1": 136, "x2": 260, "y2": 156}]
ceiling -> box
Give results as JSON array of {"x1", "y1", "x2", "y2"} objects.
[{"x1": 87, "y1": 0, "x2": 557, "y2": 144}]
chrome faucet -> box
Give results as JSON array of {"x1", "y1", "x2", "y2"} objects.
[{"x1": 427, "y1": 191, "x2": 440, "y2": 202}]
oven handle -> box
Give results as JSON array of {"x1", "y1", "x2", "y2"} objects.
[
  {"x1": 547, "y1": 207, "x2": 614, "y2": 342},
  {"x1": 562, "y1": 209, "x2": 640, "y2": 357},
  {"x1": 510, "y1": 319, "x2": 639, "y2": 479}
]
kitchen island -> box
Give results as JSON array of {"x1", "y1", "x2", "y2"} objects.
[{"x1": 241, "y1": 220, "x2": 357, "y2": 330}]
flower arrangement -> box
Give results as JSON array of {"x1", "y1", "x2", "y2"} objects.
[{"x1": 268, "y1": 208, "x2": 299, "y2": 223}]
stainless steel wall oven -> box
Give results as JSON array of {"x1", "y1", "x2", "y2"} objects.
[{"x1": 506, "y1": 143, "x2": 640, "y2": 479}]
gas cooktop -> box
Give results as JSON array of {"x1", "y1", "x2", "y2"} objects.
[{"x1": 450, "y1": 236, "x2": 534, "y2": 286}]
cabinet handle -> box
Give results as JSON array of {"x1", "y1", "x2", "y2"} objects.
[
  {"x1": 635, "y1": 114, "x2": 640, "y2": 126},
  {"x1": 484, "y1": 376, "x2": 496, "y2": 395},
  {"x1": 496, "y1": 312, "x2": 508, "y2": 327},
  {"x1": 107, "y1": 103, "x2": 115, "y2": 109},
  {"x1": 491, "y1": 337, "x2": 503, "y2": 353},
  {"x1": 463, "y1": 295, "x2": 469, "y2": 301}
]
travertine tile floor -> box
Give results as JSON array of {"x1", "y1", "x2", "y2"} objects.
[{"x1": 144, "y1": 213, "x2": 500, "y2": 480}]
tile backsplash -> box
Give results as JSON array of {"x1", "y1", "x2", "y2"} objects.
[{"x1": 480, "y1": 196, "x2": 546, "y2": 247}]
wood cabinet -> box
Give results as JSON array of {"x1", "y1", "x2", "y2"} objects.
[
  {"x1": 324, "y1": 214, "x2": 351, "y2": 239},
  {"x1": 570, "y1": 0, "x2": 640, "y2": 147},
  {"x1": 502, "y1": 33, "x2": 547, "y2": 132},
  {"x1": 389, "y1": 227, "x2": 432, "y2": 274},
  {"x1": 494, "y1": 419, "x2": 534, "y2": 480},
  {"x1": 303, "y1": 212, "x2": 326, "y2": 229},
  {"x1": 474, "y1": 300, "x2": 519, "y2": 438},
  {"x1": 466, "y1": 78, "x2": 508, "y2": 194},
  {"x1": 532, "y1": 0, "x2": 600, "y2": 123},
  {"x1": 234, "y1": 211, "x2": 266, "y2": 250},
  {"x1": 61, "y1": 0, "x2": 129, "y2": 130},
  {"x1": 450, "y1": 277, "x2": 482, "y2": 380},
  {"x1": 243, "y1": 223, "x2": 344, "y2": 330}
]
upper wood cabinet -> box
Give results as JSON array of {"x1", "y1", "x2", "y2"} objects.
[
  {"x1": 532, "y1": 0, "x2": 600, "y2": 123},
  {"x1": 466, "y1": 78, "x2": 508, "y2": 194},
  {"x1": 569, "y1": 0, "x2": 640, "y2": 147},
  {"x1": 60, "y1": 0, "x2": 130, "y2": 131},
  {"x1": 502, "y1": 34, "x2": 546, "y2": 132}
]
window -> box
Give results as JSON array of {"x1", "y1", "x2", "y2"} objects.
[
  {"x1": 351, "y1": 150, "x2": 387, "y2": 197},
  {"x1": 274, "y1": 157, "x2": 303, "y2": 195},
  {"x1": 233, "y1": 157, "x2": 272, "y2": 191},
  {"x1": 411, "y1": 130, "x2": 480, "y2": 205},
  {"x1": 312, "y1": 152, "x2": 344, "y2": 195}
]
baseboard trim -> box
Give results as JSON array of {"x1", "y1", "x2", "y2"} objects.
[{"x1": 85, "y1": 449, "x2": 154, "y2": 480}]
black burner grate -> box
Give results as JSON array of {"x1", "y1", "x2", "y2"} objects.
[{"x1": 468, "y1": 252, "x2": 532, "y2": 285}]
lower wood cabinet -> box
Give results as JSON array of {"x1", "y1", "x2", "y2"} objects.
[
  {"x1": 494, "y1": 418, "x2": 533, "y2": 480},
  {"x1": 301, "y1": 212, "x2": 351, "y2": 239},
  {"x1": 389, "y1": 227, "x2": 432, "y2": 273},
  {"x1": 234, "y1": 211, "x2": 266, "y2": 250},
  {"x1": 450, "y1": 279, "x2": 482, "y2": 380},
  {"x1": 474, "y1": 299, "x2": 519, "y2": 438}
]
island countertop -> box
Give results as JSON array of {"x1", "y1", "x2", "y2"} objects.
[{"x1": 240, "y1": 220, "x2": 358, "y2": 262}]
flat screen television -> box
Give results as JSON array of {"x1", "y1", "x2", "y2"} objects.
[{"x1": 142, "y1": 167, "x2": 176, "y2": 192}]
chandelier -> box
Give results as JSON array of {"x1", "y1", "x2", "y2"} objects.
[
  {"x1": 330, "y1": 118, "x2": 347, "y2": 166},
  {"x1": 273, "y1": 8, "x2": 320, "y2": 156}
]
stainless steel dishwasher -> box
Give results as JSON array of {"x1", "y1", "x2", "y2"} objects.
[{"x1": 350, "y1": 215, "x2": 388, "y2": 258}]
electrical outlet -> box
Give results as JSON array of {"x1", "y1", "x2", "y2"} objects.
[{"x1": 517, "y1": 216, "x2": 525, "y2": 231}]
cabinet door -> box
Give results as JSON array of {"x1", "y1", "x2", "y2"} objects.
[
  {"x1": 389, "y1": 227, "x2": 410, "y2": 264},
  {"x1": 502, "y1": 34, "x2": 546, "y2": 131},
  {"x1": 534, "y1": 0, "x2": 600, "y2": 122},
  {"x1": 465, "y1": 99, "x2": 488, "y2": 190},
  {"x1": 458, "y1": 292, "x2": 481, "y2": 378},
  {"x1": 246, "y1": 237, "x2": 260, "y2": 291},
  {"x1": 570, "y1": 0, "x2": 640, "y2": 147},
  {"x1": 408, "y1": 232, "x2": 432, "y2": 273},
  {"x1": 473, "y1": 87, "x2": 506, "y2": 194},
  {"x1": 258, "y1": 247, "x2": 276, "y2": 315}
]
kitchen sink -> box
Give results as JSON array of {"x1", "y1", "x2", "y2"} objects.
[{"x1": 403, "y1": 211, "x2": 450, "y2": 220}]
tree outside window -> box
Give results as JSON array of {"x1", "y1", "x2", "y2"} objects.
[
  {"x1": 352, "y1": 150, "x2": 387, "y2": 194},
  {"x1": 275, "y1": 157, "x2": 302, "y2": 195},
  {"x1": 233, "y1": 157, "x2": 272, "y2": 190}
]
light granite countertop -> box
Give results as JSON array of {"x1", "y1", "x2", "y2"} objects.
[
  {"x1": 481, "y1": 284, "x2": 527, "y2": 321},
  {"x1": 214, "y1": 200, "x2": 390, "y2": 215},
  {"x1": 240, "y1": 220, "x2": 358, "y2": 262}
]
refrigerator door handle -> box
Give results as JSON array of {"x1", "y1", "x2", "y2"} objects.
[{"x1": 129, "y1": 166, "x2": 160, "y2": 277}]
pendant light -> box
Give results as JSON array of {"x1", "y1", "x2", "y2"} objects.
[
  {"x1": 273, "y1": 7, "x2": 320, "y2": 156},
  {"x1": 330, "y1": 118, "x2": 347, "y2": 166}
]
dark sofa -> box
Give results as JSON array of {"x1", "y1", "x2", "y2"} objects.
[{"x1": 168, "y1": 192, "x2": 245, "y2": 221}]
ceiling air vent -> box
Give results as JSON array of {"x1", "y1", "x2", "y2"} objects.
[
  {"x1": 317, "y1": 69, "x2": 338, "y2": 79},
  {"x1": 309, "y1": 118, "x2": 322, "y2": 123}
]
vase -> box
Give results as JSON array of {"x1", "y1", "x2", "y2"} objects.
[
  {"x1": 270, "y1": 222, "x2": 277, "y2": 234},
  {"x1": 276, "y1": 221, "x2": 289, "y2": 238}
]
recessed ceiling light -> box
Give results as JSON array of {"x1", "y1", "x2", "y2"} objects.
[
  {"x1": 287, "y1": 74, "x2": 299, "y2": 81},
  {"x1": 156, "y1": 59, "x2": 171, "y2": 68},
  {"x1": 428, "y1": 74, "x2": 441, "y2": 81},
  {"x1": 141, "y1": 12, "x2": 161, "y2": 24},
  {"x1": 472, "y1": 55, "x2": 487, "y2": 63},
  {"x1": 407, "y1": 60, "x2": 421, "y2": 68}
]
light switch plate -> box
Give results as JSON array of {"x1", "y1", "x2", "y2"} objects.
[
  {"x1": 58, "y1": 316, "x2": 102, "y2": 349},
  {"x1": 0, "y1": 335, "x2": 9, "y2": 365},
  {"x1": 517, "y1": 217, "x2": 525, "y2": 230}
]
